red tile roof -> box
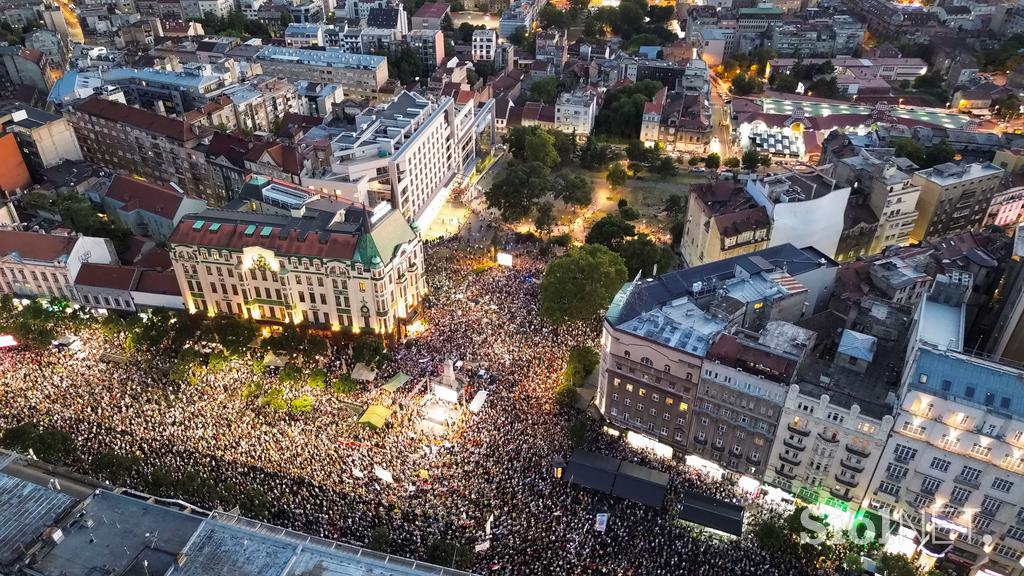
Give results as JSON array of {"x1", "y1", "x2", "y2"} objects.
[
  {"x1": 135, "y1": 269, "x2": 181, "y2": 296},
  {"x1": 244, "y1": 142, "x2": 303, "y2": 174},
  {"x1": 135, "y1": 247, "x2": 173, "y2": 270},
  {"x1": 74, "y1": 97, "x2": 210, "y2": 143},
  {"x1": 414, "y1": 2, "x2": 450, "y2": 18},
  {"x1": 206, "y1": 132, "x2": 254, "y2": 168},
  {"x1": 74, "y1": 263, "x2": 140, "y2": 290},
  {"x1": 105, "y1": 175, "x2": 187, "y2": 220},
  {"x1": 0, "y1": 230, "x2": 77, "y2": 262},
  {"x1": 169, "y1": 215, "x2": 358, "y2": 260}
]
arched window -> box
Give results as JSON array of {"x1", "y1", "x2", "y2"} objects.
[{"x1": 640, "y1": 357, "x2": 653, "y2": 367}]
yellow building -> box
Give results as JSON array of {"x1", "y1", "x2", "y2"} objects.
[{"x1": 680, "y1": 181, "x2": 771, "y2": 266}]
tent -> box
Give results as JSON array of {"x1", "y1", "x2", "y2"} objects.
[
  {"x1": 263, "y1": 351, "x2": 285, "y2": 368},
  {"x1": 677, "y1": 491, "x2": 745, "y2": 538},
  {"x1": 565, "y1": 450, "x2": 619, "y2": 494},
  {"x1": 612, "y1": 461, "x2": 669, "y2": 507},
  {"x1": 382, "y1": 372, "x2": 411, "y2": 393},
  {"x1": 358, "y1": 405, "x2": 393, "y2": 428},
  {"x1": 351, "y1": 363, "x2": 377, "y2": 382}
]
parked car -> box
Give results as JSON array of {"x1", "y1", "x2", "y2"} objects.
[{"x1": 690, "y1": 167, "x2": 706, "y2": 173}]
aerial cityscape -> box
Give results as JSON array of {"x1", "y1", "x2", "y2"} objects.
[{"x1": 2, "y1": 0, "x2": 1024, "y2": 574}]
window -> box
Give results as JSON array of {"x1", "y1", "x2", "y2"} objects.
[
  {"x1": 991, "y1": 477, "x2": 1014, "y2": 493},
  {"x1": 993, "y1": 544, "x2": 1022, "y2": 560},
  {"x1": 950, "y1": 486, "x2": 971, "y2": 504},
  {"x1": 1007, "y1": 526, "x2": 1024, "y2": 543},
  {"x1": 893, "y1": 444, "x2": 918, "y2": 463},
  {"x1": 877, "y1": 481, "x2": 900, "y2": 497},
  {"x1": 885, "y1": 462, "x2": 908, "y2": 480},
  {"x1": 959, "y1": 466, "x2": 982, "y2": 483},
  {"x1": 981, "y1": 495, "x2": 1002, "y2": 515},
  {"x1": 624, "y1": 398, "x2": 631, "y2": 407},
  {"x1": 920, "y1": 477, "x2": 942, "y2": 494},
  {"x1": 626, "y1": 384, "x2": 633, "y2": 392},
  {"x1": 612, "y1": 393, "x2": 619, "y2": 401},
  {"x1": 970, "y1": 443, "x2": 992, "y2": 459},
  {"x1": 930, "y1": 457, "x2": 951, "y2": 473},
  {"x1": 901, "y1": 420, "x2": 926, "y2": 436}
]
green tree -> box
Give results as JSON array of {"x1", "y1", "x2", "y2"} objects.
[
  {"x1": 308, "y1": 368, "x2": 328, "y2": 388},
  {"x1": 664, "y1": 193, "x2": 685, "y2": 217},
  {"x1": 731, "y1": 72, "x2": 764, "y2": 96},
  {"x1": 551, "y1": 130, "x2": 577, "y2": 165},
  {"x1": 586, "y1": 214, "x2": 635, "y2": 250},
  {"x1": 619, "y1": 234, "x2": 674, "y2": 277},
  {"x1": 332, "y1": 373, "x2": 359, "y2": 394},
  {"x1": 874, "y1": 553, "x2": 919, "y2": 576},
  {"x1": 742, "y1": 149, "x2": 768, "y2": 171},
  {"x1": 595, "y1": 80, "x2": 664, "y2": 139},
  {"x1": 688, "y1": 156, "x2": 701, "y2": 166},
  {"x1": 534, "y1": 200, "x2": 555, "y2": 235},
  {"x1": 568, "y1": 416, "x2": 590, "y2": 446},
  {"x1": 204, "y1": 315, "x2": 258, "y2": 356},
  {"x1": 278, "y1": 363, "x2": 303, "y2": 383},
  {"x1": 369, "y1": 526, "x2": 393, "y2": 552},
  {"x1": 578, "y1": 136, "x2": 616, "y2": 170},
  {"x1": 541, "y1": 244, "x2": 628, "y2": 323},
  {"x1": 606, "y1": 163, "x2": 628, "y2": 188},
  {"x1": 352, "y1": 334, "x2": 385, "y2": 368},
  {"x1": 704, "y1": 152, "x2": 721, "y2": 171},
  {"x1": 537, "y1": 3, "x2": 569, "y2": 29},
  {"x1": 772, "y1": 73, "x2": 800, "y2": 93},
  {"x1": 923, "y1": 139, "x2": 956, "y2": 168},
  {"x1": 524, "y1": 129, "x2": 560, "y2": 167},
  {"x1": 529, "y1": 76, "x2": 561, "y2": 105},
  {"x1": 724, "y1": 156, "x2": 741, "y2": 169},
  {"x1": 552, "y1": 172, "x2": 593, "y2": 208},
  {"x1": 626, "y1": 140, "x2": 658, "y2": 164},
  {"x1": 655, "y1": 156, "x2": 678, "y2": 177},
  {"x1": 289, "y1": 395, "x2": 315, "y2": 413},
  {"x1": 485, "y1": 161, "x2": 551, "y2": 221},
  {"x1": 279, "y1": 10, "x2": 293, "y2": 27},
  {"x1": 563, "y1": 346, "x2": 600, "y2": 387},
  {"x1": 261, "y1": 387, "x2": 288, "y2": 411},
  {"x1": 389, "y1": 46, "x2": 425, "y2": 85}
]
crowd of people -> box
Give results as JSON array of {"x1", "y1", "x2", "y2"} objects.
[{"x1": 0, "y1": 231, "x2": 824, "y2": 576}]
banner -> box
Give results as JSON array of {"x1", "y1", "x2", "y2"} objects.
[
  {"x1": 595, "y1": 513, "x2": 609, "y2": 532},
  {"x1": 373, "y1": 465, "x2": 394, "y2": 483}
]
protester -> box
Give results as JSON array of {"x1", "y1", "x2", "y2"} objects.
[{"x1": 0, "y1": 232, "x2": 819, "y2": 576}]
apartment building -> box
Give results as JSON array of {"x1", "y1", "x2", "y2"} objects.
[
  {"x1": 745, "y1": 166, "x2": 851, "y2": 260},
  {"x1": 167, "y1": 186, "x2": 426, "y2": 334},
  {"x1": 284, "y1": 22, "x2": 326, "y2": 47},
  {"x1": 205, "y1": 76, "x2": 302, "y2": 133},
  {"x1": 911, "y1": 162, "x2": 1005, "y2": 242},
  {"x1": 471, "y1": 29, "x2": 497, "y2": 62},
  {"x1": 597, "y1": 244, "x2": 838, "y2": 457},
  {"x1": 75, "y1": 262, "x2": 185, "y2": 312},
  {"x1": 767, "y1": 57, "x2": 930, "y2": 83},
  {"x1": 411, "y1": 2, "x2": 449, "y2": 31},
  {"x1": 691, "y1": 323, "x2": 810, "y2": 478},
  {"x1": 0, "y1": 102, "x2": 83, "y2": 177},
  {"x1": 0, "y1": 230, "x2": 118, "y2": 301},
  {"x1": 313, "y1": 91, "x2": 476, "y2": 228},
  {"x1": 67, "y1": 96, "x2": 223, "y2": 203},
  {"x1": 680, "y1": 180, "x2": 771, "y2": 267},
  {"x1": 553, "y1": 89, "x2": 597, "y2": 140},
  {"x1": 535, "y1": 29, "x2": 568, "y2": 68},
  {"x1": 406, "y1": 30, "x2": 445, "y2": 72},
  {"x1": 767, "y1": 16, "x2": 866, "y2": 58},
  {"x1": 867, "y1": 275, "x2": 1024, "y2": 576},
  {"x1": 252, "y1": 47, "x2": 388, "y2": 101},
  {"x1": 639, "y1": 86, "x2": 712, "y2": 154},
  {"x1": 101, "y1": 66, "x2": 229, "y2": 116},
  {"x1": 762, "y1": 296, "x2": 907, "y2": 520},
  {"x1": 834, "y1": 149, "x2": 921, "y2": 254}
]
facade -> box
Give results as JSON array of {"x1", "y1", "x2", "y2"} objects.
[
  {"x1": 692, "y1": 323, "x2": 809, "y2": 478},
  {"x1": 0, "y1": 230, "x2": 119, "y2": 301},
  {"x1": 406, "y1": 29, "x2": 445, "y2": 72},
  {"x1": 910, "y1": 162, "x2": 1005, "y2": 242},
  {"x1": 75, "y1": 262, "x2": 185, "y2": 312},
  {"x1": 411, "y1": 2, "x2": 450, "y2": 31},
  {"x1": 680, "y1": 180, "x2": 771, "y2": 267},
  {"x1": 252, "y1": 47, "x2": 388, "y2": 101},
  {"x1": 535, "y1": 30, "x2": 568, "y2": 68},
  {"x1": 640, "y1": 87, "x2": 712, "y2": 154},
  {"x1": 168, "y1": 189, "x2": 426, "y2": 334},
  {"x1": 553, "y1": 89, "x2": 597, "y2": 140},
  {"x1": 205, "y1": 76, "x2": 303, "y2": 133},
  {"x1": 834, "y1": 149, "x2": 921, "y2": 253},
  {"x1": 0, "y1": 133, "x2": 32, "y2": 193},
  {"x1": 986, "y1": 224, "x2": 1024, "y2": 364},
  {"x1": 315, "y1": 91, "x2": 477, "y2": 227},
  {"x1": 102, "y1": 175, "x2": 208, "y2": 243},
  {"x1": 767, "y1": 57, "x2": 929, "y2": 83},
  {"x1": 597, "y1": 244, "x2": 839, "y2": 458},
  {"x1": 745, "y1": 166, "x2": 851, "y2": 260},
  {"x1": 0, "y1": 46, "x2": 57, "y2": 94},
  {"x1": 985, "y1": 187, "x2": 1024, "y2": 231},
  {"x1": 0, "y1": 103, "x2": 82, "y2": 176},
  {"x1": 472, "y1": 29, "x2": 497, "y2": 62},
  {"x1": 284, "y1": 22, "x2": 326, "y2": 47},
  {"x1": 867, "y1": 277, "x2": 1024, "y2": 576},
  {"x1": 67, "y1": 96, "x2": 224, "y2": 203}
]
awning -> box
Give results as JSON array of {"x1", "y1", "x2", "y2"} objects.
[
  {"x1": 612, "y1": 460, "x2": 668, "y2": 507},
  {"x1": 565, "y1": 450, "x2": 619, "y2": 494},
  {"x1": 358, "y1": 405, "x2": 392, "y2": 428},
  {"x1": 677, "y1": 491, "x2": 745, "y2": 537},
  {"x1": 382, "y1": 372, "x2": 411, "y2": 393},
  {"x1": 351, "y1": 363, "x2": 377, "y2": 382}
]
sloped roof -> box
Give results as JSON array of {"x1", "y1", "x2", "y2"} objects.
[
  {"x1": 74, "y1": 97, "x2": 209, "y2": 143},
  {"x1": 366, "y1": 7, "x2": 400, "y2": 28},
  {"x1": 414, "y1": 2, "x2": 449, "y2": 18},
  {"x1": 75, "y1": 263, "x2": 140, "y2": 290},
  {"x1": 104, "y1": 175, "x2": 187, "y2": 220},
  {"x1": 0, "y1": 231, "x2": 76, "y2": 263},
  {"x1": 838, "y1": 329, "x2": 877, "y2": 362}
]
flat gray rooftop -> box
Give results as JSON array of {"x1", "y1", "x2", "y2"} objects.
[
  {"x1": 34, "y1": 491, "x2": 204, "y2": 576},
  {"x1": 0, "y1": 473, "x2": 76, "y2": 566}
]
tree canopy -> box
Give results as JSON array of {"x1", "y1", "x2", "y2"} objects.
[
  {"x1": 619, "y1": 234, "x2": 674, "y2": 278},
  {"x1": 540, "y1": 244, "x2": 628, "y2": 323},
  {"x1": 528, "y1": 76, "x2": 562, "y2": 105},
  {"x1": 485, "y1": 161, "x2": 551, "y2": 221},
  {"x1": 552, "y1": 172, "x2": 593, "y2": 208},
  {"x1": 606, "y1": 163, "x2": 628, "y2": 188},
  {"x1": 595, "y1": 80, "x2": 664, "y2": 139},
  {"x1": 586, "y1": 214, "x2": 636, "y2": 250}
]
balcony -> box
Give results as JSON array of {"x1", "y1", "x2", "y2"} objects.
[
  {"x1": 835, "y1": 474, "x2": 859, "y2": 488},
  {"x1": 846, "y1": 444, "x2": 871, "y2": 458},
  {"x1": 783, "y1": 438, "x2": 806, "y2": 451},
  {"x1": 746, "y1": 454, "x2": 761, "y2": 465},
  {"x1": 776, "y1": 466, "x2": 796, "y2": 480},
  {"x1": 953, "y1": 475, "x2": 981, "y2": 490},
  {"x1": 841, "y1": 459, "x2": 865, "y2": 473},
  {"x1": 920, "y1": 484, "x2": 938, "y2": 496},
  {"x1": 780, "y1": 453, "x2": 801, "y2": 466},
  {"x1": 693, "y1": 435, "x2": 707, "y2": 446},
  {"x1": 788, "y1": 422, "x2": 811, "y2": 436},
  {"x1": 818, "y1": 431, "x2": 840, "y2": 444},
  {"x1": 710, "y1": 442, "x2": 725, "y2": 452},
  {"x1": 830, "y1": 487, "x2": 853, "y2": 501}
]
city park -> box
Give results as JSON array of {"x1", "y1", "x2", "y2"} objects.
[{"x1": 0, "y1": 133, "x2": 937, "y2": 575}]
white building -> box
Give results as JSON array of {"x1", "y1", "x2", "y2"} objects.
[
  {"x1": 554, "y1": 89, "x2": 598, "y2": 140},
  {"x1": 866, "y1": 274, "x2": 1024, "y2": 576},
  {"x1": 472, "y1": 29, "x2": 497, "y2": 62},
  {"x1": 253, "y1": 47, "x2": 389, "y2": 101},
  {"x1": 167, "y1": 191, "x2": 425, "y2": 334},
  {"x1": 0, "y1": 230, "x2": 119, "y2": 301},
  {"x1": 745, "y1": 166, "x2": 851, "y2": 260},
  {"x1": 0, "y1": 103, "x2": 83, "y2": 174},
  {"x1": 284, "y1": 23, "x2": 326, "y2": 47}
]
